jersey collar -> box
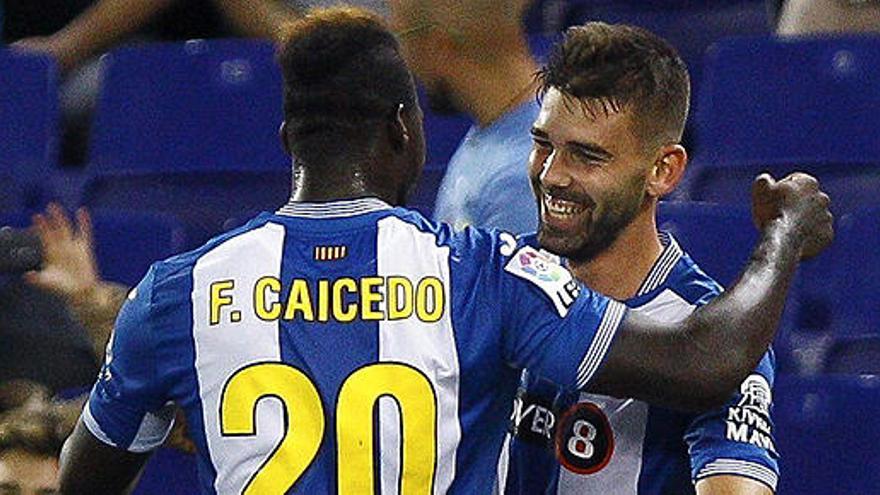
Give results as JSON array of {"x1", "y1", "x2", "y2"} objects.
[
  {"x1": 634, "y1": 231, "x2": 684, "y2": 297},
  {"x1": 275, "y1": 197, "x2": 392, "y2": 218}
]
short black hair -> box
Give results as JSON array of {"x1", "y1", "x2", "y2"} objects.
[
  {"x1": 539, "y1": 22, "x2": 691, "y2": 146},
  {"x1": 277, "y1": 7, "x2": 418, "y2": 164}
]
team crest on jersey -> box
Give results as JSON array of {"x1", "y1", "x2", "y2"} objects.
[
  {"x1": 505, "y1": 246, "x2": 580, "y2": 317},
  {"x1": 314, "y1": 245, "x2": 348, "y2": 261},
  {"x1": 725, "y1": 374, "x2": 777, "y2": 454},
  {"x1": 555, "y1": 402, "x2": 614, "y2": 475}
]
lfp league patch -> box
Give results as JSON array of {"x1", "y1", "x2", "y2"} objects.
[{"x1": 504, "y1": 246, "x2": 580, "y2": 317}]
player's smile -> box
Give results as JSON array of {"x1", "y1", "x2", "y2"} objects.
[{"x1": 541, "y1": 191, "x2": 592, "y2": 232}]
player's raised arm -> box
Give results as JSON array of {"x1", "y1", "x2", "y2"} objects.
[{"x1": 588, "y1": 172, "x2": 833, "y2": 410}]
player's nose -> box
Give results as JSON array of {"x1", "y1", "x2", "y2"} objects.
[{"x1": 539, "y1": 150, "x2": 573, "y2": 189}]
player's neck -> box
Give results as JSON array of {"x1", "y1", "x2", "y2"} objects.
[
  {"x1": 291, "y1": 165, "x2": 399, "y2": 206},
  {"x1": 568, "y1": 208, "x2": 663, "y2": 301},
  {"x1": 452, "y1": 48, "x2": 539, "y2": 128}
]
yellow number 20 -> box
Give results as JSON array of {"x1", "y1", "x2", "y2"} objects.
[{"x1": 220, "y1": 361, "x2": 437, "y2": 495}]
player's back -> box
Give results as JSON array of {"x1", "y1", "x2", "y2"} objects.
[
  {"x1": 182, "y1": 198, "x2": 523, "y2": 494},
  {"x1": 85, "y1": 198, "x2": 623, "y2": 494}
]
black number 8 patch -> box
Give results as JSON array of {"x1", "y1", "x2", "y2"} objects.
[{"x1": 555, "y1": 402, "x2": 614, "y2": 474}]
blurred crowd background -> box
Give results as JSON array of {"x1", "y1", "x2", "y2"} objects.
[{"x1": 1, "y1": 0, "x2": 879, "y2": 493}]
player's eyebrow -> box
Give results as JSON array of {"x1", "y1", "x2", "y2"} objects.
[
  {"x1": 530, "y1": 127, "x2": 550, "y2": 140},
  {"x1": 530, "y1": 127, "x2": 614, "y2": 161},
  {"x1": 569, "y1": 141, "x2": 614, "y2": 161}
]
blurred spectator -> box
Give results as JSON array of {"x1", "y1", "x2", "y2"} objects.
[
  {"x1": 0, "y1": 279, "x2": 97, "y2": 397},
  {"x1": 26, "y1": 205, "x2": 128, "y2": 359},
  {"x1": 213, "y1": 0, "x2": 387, "y2": 39},
  {"x1": 389, "y1": 0, "x2": 541, "y2": 233},
  {"x1": 0, "y1": 400, "x2": 65, "y2": 495},
  {"x1": 23, "y1": 205, "x2": 196, "y2": 456},
  {"x1": 775, "y1": 0, "x2": 880, "y2": 36}
]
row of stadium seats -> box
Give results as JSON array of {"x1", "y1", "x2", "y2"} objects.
[{"x1": 2, "y1": 34, "x2": 879, "y2": 213}]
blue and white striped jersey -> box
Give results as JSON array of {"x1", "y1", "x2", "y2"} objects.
[
  {"x1": 82, "y1": 197, "x2": 627, "y2": 494},
  {"x1": 497, "y1": 233, "x2": 779, "y2": 495}
]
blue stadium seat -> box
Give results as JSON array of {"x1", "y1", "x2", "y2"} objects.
[
  {"x1": 564, "y1": 0, "x2": 770, "y2": 109},
  {"x1": 83, "y1": 40, "x2": 291, "y2": 245},
  {"x1": 88, "y1": 39, "x2": 286, "y2": 174},
  {"x1": 657, "y1": 201, "x2": 758, "y2": 287},
  {"x1": 656, "y1": 201, "x2": 821, "y2": 374},
  {"x1": 83, "y1": 171, "x2": 289, "y2": 249},
  {"x1": 689, "y1": 36, "x2": 880, "y2": 212},
  {"x1": 774, "y1": 375, "x2": 880, "y2": 494},
  {"x1": 828, "y1": 207, "x2": 880, "y2": 338},
  {"x1": 0, "y1": 49, "x2": 59, "y2": 211},
  {"x1": 523, "y1": 0, "x2": 568, "y2": 34},
  {"x1": 824, "y1": 336, "x2": 880, "y2": 374},
  {"x1": 89, "y1": 209, "x2": 186, "y2": 286}
]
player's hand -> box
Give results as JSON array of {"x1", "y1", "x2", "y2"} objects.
[
  {"x1": 25, "y1": 203, "x2": 102, "y2": 302},
  {"x1": 751, "y1": 172, "x2": 834, "y2": 260},
  {"x1": 11, "y1": 36, "x2": 78, "y2": 71}
]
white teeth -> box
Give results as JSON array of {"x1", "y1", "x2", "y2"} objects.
[{"x1": 543, "y1": 193, "x2": 585, "y2": 217}]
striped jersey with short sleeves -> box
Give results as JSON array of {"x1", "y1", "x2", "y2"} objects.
[
  {"x1": 81, "y1": 197, "x2": 627, "y2": 494},
  {"x1": 497, "y1": 233, "x2": 779, "y2": 495}
]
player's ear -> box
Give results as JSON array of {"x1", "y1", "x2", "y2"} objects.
[
  {"x1": 387, "y1": 103, "x2": 411, "y2": 152},
  {"x1": 279, "y1": 121, "x2": 292, "y2": 156},
  {"x1": 646, "y1": 144, "x2": 687, "y2": 198}
]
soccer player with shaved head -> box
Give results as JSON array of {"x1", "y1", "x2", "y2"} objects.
[{"x1": 59, "y1": 8, "x2": 831, "y2": 494}]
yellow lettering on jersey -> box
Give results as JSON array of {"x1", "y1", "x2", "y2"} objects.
[
  {"x1": 317, "y1": 279, "x2": 330, "y2": 322},
  {"x1": 415, "y1": 277, "x2": 444, "y2": 323},
  {"x1": 284, "y1": 279, "x2": 315, "y2": 321},
  {"x1": 220, "y1": 363, "x2": 325, "y2": 494},
  {"x1": 333, "y1": 278, "x2": 358, "y2": 322},
  {"x1": 248, "y1": 276, "x2": 447, "y2": 323},
  {"x1": 209, "y1": 280, "x2": 235, "y2": 326},
  {"x1": 254, "y1": 276, "x2": 282, "y2": 321},
  {"x1": 360, "y1": 277, "x2": 385, "y2": 321},
  {"x1": 337, "y1": 363, "x2": 437, "y2": 493},
  {"x1": 387, "y1": 276, "x2": 414, "y2": 320}
]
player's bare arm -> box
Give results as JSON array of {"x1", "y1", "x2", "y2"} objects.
[
  {"x1": 696, "y1": 475, "x2": 774, "y2": 495},
  {"x1": 589, "y1": 172, "x2": 832, "y2": 410},
  {"x1": 59, "y1": 420, "x2": 149, "y2": 494}
]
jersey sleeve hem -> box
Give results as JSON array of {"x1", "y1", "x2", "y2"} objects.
[
  {"x1": 82, "y1": 400, "x2": 121, "y2": 449},
  {"x1": 694, "y1": 458, "x2": 778, "y2": 492},
  {"x1": 575, "y1": 300, "x2": 626, "y2": 389}
]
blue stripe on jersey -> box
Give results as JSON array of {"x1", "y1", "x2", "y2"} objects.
[
  {"x1": 636, "y1": 407, "x2": 695, "y2": 495},
  {"x1": 273, "y1": 213, "x2": 383, "y2": 492}
]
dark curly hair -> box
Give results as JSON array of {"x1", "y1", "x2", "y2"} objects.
[
  {"x1": 276, "y1": 7, "x2": 418, "y2": 165},
  {"x1": 538, "y1": 22, "x2": 691, "y2": 146}
]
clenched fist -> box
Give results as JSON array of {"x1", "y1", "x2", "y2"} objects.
[{"x1": 751, "y1": 172, "x2": 834, "y2": 260}]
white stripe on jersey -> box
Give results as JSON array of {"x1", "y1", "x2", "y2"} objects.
[
  {"x1": 376, "y1": 216, "x2": 462, "y2": 495},
  {"x1": 697, "y1": 459, "x2": 778, "y2": 491},
  {"x1": 575, "y1": 300, "x2": 627, "y2": 389},
  {"x1": 635, "y1": 234, "x2": 683, "y2": 297},
  {"x1": 276, "y1": 197, "x2": 391, "y2": 218},
  {"x1": 191, "y1": 223, "x2": 286, "y2": 494},
  {"x1": 557, "y1": 289, "x2": 696, "y2": 495}
]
